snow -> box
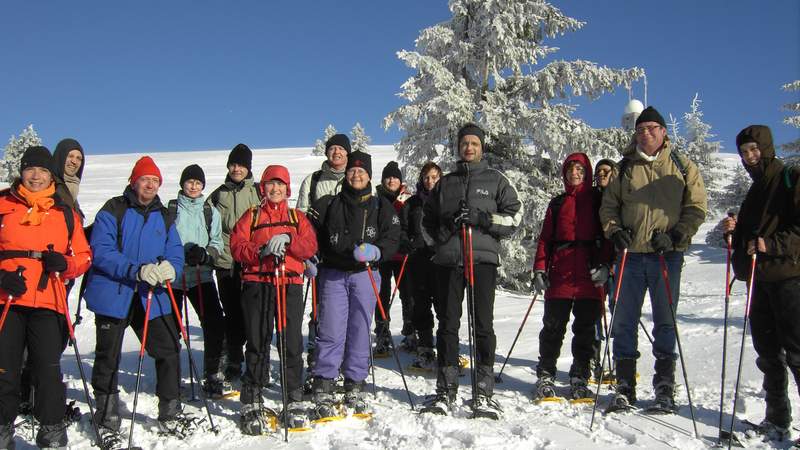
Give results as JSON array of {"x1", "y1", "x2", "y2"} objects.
[{"x1": 21, "y1": 146, "x2": 794, "y2": 449}]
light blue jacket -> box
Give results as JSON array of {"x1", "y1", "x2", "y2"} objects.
[{"x1": 171, "y1": 192, "x2": 223, "y2": 289}]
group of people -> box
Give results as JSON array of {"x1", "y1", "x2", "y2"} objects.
[{"x1": 0, "y1": 108, "x2": 797, "y2": 448}]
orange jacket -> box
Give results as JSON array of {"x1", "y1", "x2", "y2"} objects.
[
  {"x1": 0, "y1": 187, "x2": 92, "y2": 315},
  {"x1": 230, "y1": 200, "x2": 317, "y2": 284}
]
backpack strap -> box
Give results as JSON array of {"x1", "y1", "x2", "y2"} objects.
[
  {"x1": 309, "y1": 170, "x2": 324, "y2": 204},
  {"x1": 784, "y1": 166, "x2": 797, "y2": 190},
  {"x1": 250, "y1": 207, "x2": 300, "y2": 234},
  {"x1": 203, "y1": 202, "x2": 213, "y2": 236}
]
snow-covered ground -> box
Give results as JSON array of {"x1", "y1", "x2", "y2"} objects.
[{"x1": 16, "y1": 147, "x2": 795, "y2": 449}]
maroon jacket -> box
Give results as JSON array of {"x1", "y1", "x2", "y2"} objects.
[{"x1": 533, "y1": 153, "x2": 611, "y2": 301}]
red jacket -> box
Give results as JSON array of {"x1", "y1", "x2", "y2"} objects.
[
  {"x1": 0, "y1": 186, "x2": 92, "y2": 315},
  {"x1": 230, "y1": 199, "x2": 317, "y2": 285},
  {"x1": 534, "y1": 153, "x2": 611, "y2": 301}
]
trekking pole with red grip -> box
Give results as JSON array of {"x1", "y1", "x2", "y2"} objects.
[
  {"x1": 717, "y1": 213, "x2": 735, "y2": 445},
  {"x1": 274, "y1": 258, "x2": 289, "y2": 442},
  {"x1": 128, "y1": 288, "x2": 155, "y2": 449},
  {"x1": 181, "y1": 273, "x2": 198, "y2": 402},
  {"x1": 495, "y1": 292, "x2": 539, "y2": 383}
]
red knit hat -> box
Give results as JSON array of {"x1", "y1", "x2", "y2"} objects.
[
  {"x1": 129, "y1": 156, "x2": 163, "y2": 185},
  {"x1": 260, "y1": 165, "x2": 291, "y2": 197}
]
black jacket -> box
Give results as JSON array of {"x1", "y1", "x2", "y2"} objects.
[
  {"x1": 423, "y1": 159, "x2": 522, "y2": 267},
  {"x1": 308, "y1": 187, "x2": 401, "y2": 272}
]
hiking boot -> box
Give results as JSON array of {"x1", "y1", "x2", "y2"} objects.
[
  {"x1": 399, "y1": 333, "x2": 418, "y2": 353},
  {"x1": 653, "y1": 383, "x2": 676, "y2": 412},
  {"x1": 752, "y1": 419, "x2": 790, "y2": 441},
  {"x1": 158, "y1": 411, "x2": 202, "y2": 438},
  {"x1": 534, "y1": 376, "x2": 556, "y2": 399},
  {"x1": 373, "y1": 335, "x2": 391, "y2": 356},
  {"x1": 569, "y1": 377, "x2": 592, "y2": 400},
  {"x1": 35, "y1": 421, "x2": 68, "y2": 449},
  {"x1": 344, "y1": 379, "x2": 369, "y2": 415},
  {"x1": 420, "y1": 392, "x2": 455, "y2": 415},
  {"x1": 240, "y1": 404, "x2": 277, "y2": 435},
  {"x1": 203, "y1": 373, "x2": 234, "y2": 398},
  {"x1": 410, "y1": 347, "x2": 436, "y2": 371},
  {"x1": 615, "y1": 359, "x2": 637, "y2": 405},
  {"x1": 279, "y1": 402, "x2": 311, "y2": 429},
  {"x1": 471, "y1": 394, "x2": 502, "y2": 420},
  {"x1": 311, "y1": 377, "x2": 339, "y2": 419}
]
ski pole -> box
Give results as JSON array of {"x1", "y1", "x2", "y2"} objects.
[
  {"x1": 52, "y1": 270, "x2": 103, "y2": 449},
  {"x1": 658, "y1": 253, "x2": 698, "y2": 438},
  {"x1": 462, "y1": 225, "x2": 479, "y2": 417},
  {"x1": 0, "y1": 266, "x2": 25, "y2": 334},
  {"x1": 274, "y1": 259, "x2": 289, "y2": 442},
  {"x1": 181, "y1": 273, "x2": 198, "y2": 402},
  {"x1": 377, "y1": 254, "x2": 410, "y2": 344},
  {"x1": 366, "y1": 262, "x2": 415, "y2": 410},
  {"x1": 496, "y1": 292, "x2": 539, "y2": 383},
  {"x1": 718, "y1": 227, "x2": 733, "y2": 445},
  {"x1": 727, "y1": 252, "x2": 757, "y2": 450},
  {"x1": 590, "y1": 249, "x2": 627, "y2": 430},
  {"x1": 166, "y1": 283, "x2": 220, "y2": 434},
  {"x1": 129, "y1": 288, "x2": 154, "y2": 450}
]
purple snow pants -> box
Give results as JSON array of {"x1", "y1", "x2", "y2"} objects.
[{"x1": 312, "y1": 267, "x2": 380, "y2": 382}]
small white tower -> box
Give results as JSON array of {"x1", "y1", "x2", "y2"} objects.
[{"x1": 621, "y1": 99, "x2": 645, "y2": 132}]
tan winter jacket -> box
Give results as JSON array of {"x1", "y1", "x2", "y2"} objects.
[{"x1": 599, "y1": 140, "x2": 707, "y2": 253}]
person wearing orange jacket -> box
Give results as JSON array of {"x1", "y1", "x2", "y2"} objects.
[
  {"x1": 230, "y1": 165, "x2": 318, "y2": 434},
  {"x1": 0, "y1": 146, "x2": 92, "y2": 449}
]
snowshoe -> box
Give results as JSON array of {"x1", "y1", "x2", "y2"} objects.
[
  {"x1": 469, "y1": 395, "x2": 502, "y2": 420},
  {"x1": 533, "y1": 377, "x2": 558, "y2": 402},
  {"x1": 240, "y1": 404, "x2": 278, "y2": 435},
  {"x1": 741, "y1": 419, "x2": 791, "y2": 442},
  {"x1": 408, "y1": 347, "x2": 436, "y2": 373},
  {"x1": 310, "y1": 400, "x2": 344, "y2": 423},
  {"x1": 604, "y1": 393, "x2": 635, "y2": 414},
  {"x1": 279, "y1": 402, "x2": 312, "y2": 431},
  {"x1": 569, "y1": 377, "x2": 594, "y2": 404},
  {"x1": 158, "y1": 411, "x2": 203, "y2": 438},
  {"x1": 420, "y1": 393, "x2": 454, "y2": 416}
]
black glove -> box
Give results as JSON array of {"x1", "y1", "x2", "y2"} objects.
[
  {"x1": 651, "y1": 231, "x2": 673, "y2": 253},
  {"x1": 669, "y1": 228, "x2": 687, "y2": 248},
  {"x1": 0, "y1": 270, "x2": 27, "y2": 297},
  {"x1": 398, "y1": 239, "x2": 414, "y2": 255},
  {"x1": 454, "y1": 205, "x2": 492, "y2": 230},
  {"x1": 612, "y1": 230, "x2": 633, "y2": 251},
  {"x1": 185, "y1": 245, "x2": 208, "y2": 266},
  {"x1": 532, "y1": 270, "x2": 549, "y2": 294},
  {"x1": 42, "y1": 250, "x2": 68, "y2": 273}
]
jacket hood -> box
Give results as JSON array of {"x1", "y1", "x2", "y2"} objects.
[
  {"x1": 259, "y1": 165, "x2": 291, "y2": 198},
  {"x1": 736, "y1": 125, "x2": 775, "y2": 180},
  {"x1": 562, "y1": 152, "x2": 592, "y2": 193},
  {"x1": 53, "y1": 138, "x2": 85, "y2": 180}
]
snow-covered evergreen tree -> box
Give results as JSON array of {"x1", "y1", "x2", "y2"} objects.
[
  {"x1": 2, "y1": 124, "x2": 42, "y2": 183},
  {"x1": 682, "y1": 94, "x2": 722, "y2": 190},
  {"x1": 350, "y1": 122, "x2": 371, "y2": 154},
  {"x1": 667, "y1": 114, "x2": 687, "y2": 154},
  {"x1": 312, "y1": 124, "x2": 338, "y2": 156},
  {"x1": 705, "y1": 165, "x2": 751, "y2": 247},
  {"x1": 384, "y1": 0, "x2": 644, "y2": 289},
  {"x1": 782, "y1": 80, "x2": 800, "y2": 163}
]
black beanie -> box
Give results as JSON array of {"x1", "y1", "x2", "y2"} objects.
[
  {"x1": 635, "y1": 106, "x2": 666, "y2": 128},
  {"x1": 180, "y1": 164, "x2": 206, "y2": 188},
  {"x1": 346, "y1": 151, "x2": 372, "y2": 179},
  {"x1": 227, "y1": 143, "x2": 252, "y2": 171},
  {"x1": 19, "y1": 146, "x2": 54, "y2": 175},
  {"x1": 381, "y1": 161, "x2": 402, "y2": 182},
  {"x1": 325, "y1": 134, "x2": 352, "y2": 154},
  {"x1": 457, "y1": 123, "x2": 486, "y2": 150}
]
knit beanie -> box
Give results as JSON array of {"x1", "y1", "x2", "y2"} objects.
[
  {"x1": 227, "y1": 143, "x2": 252, "y2": 171},
  {"x1": 381, "y1": 161, "x2": 402, "y2": 182},
  {"x1": 457, "y1": 123, "x2": 485, "y2": 150},
  {"x1": 19, "y1": 146, "x2": 54, "y2": 175},
  {"x1": 346, "y1": 151, "x2": 372, "y2": 179},
  {"x1": 635, "y1": 106, "x2": 666, "y2": 128},
  {"x1": 325, "y1": 134, "x2": 352, "y2": 155},
  {"x1": 128, "y1": 156, "x2": 163, "y2": 185},
  {"x1": 180, "y1": 164, "x2": 206, "y2": 188}
]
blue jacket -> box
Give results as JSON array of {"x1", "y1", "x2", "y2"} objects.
[
  {"x1": 170, "y1": 191, "x2": 223, "y2": 289},
  {"x1": 85, "y1": 187, "x2": 185, "y2": 320}
]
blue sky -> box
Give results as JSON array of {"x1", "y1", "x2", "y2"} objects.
[{"x1": 1, "y1": 1, "x2": 797, "y2": 155}]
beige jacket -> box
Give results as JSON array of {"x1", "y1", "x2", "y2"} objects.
[{"x1": 599, "y1": 139, "x2": 707, "y2": 253}]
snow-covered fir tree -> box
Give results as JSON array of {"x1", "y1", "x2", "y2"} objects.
[
  {"x1": 312, "y1": 124, "x2": 338, "y2": 156},
  {"x1": 350, "y1": 122, "x2": 371, "y2": 154},
  {"x1": 384, "y1": 0, "x2": 643, "y2": 288},
  {"x1": 682, "y1": 94, "x2": 722, "y2": 200},
  {"x1": 782, "y1": 79, "x2": 800, "y2": 163},
  {"x1": 2, "y1": 124, "x2": 42, "y2": 183},
  {"x1": 705, "y1": 165, "x2": 751, "y2": 248}
]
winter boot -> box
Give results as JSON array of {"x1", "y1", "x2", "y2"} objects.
[
  {"x1": 533, "y1": 368, "x2": 557, "y2": 399},
  {"x1": 373, "y1": 332, "x2": 392, "y2": 357},
  {"x1": 224, "y1": 362, "x2": 242, "y2": 383},
  {"x1": 93, "y1": 392, "x2": 121, "y2": 432},
  {"x1": 750, "y1": 419, "x2": 790, "y2": 441},
  {"x1": 421, "y1": 366, "x2": 459, "y2": 415},
  {"x1": 157, "y1": 399, "x2": 201, "y2": 438},
  {"x1": 650, "y1": 358, "x2": 677, "y2": 413},
  {"x1": 410, "y1": 347, "x2": 436, "y2": 371},
  {"x1": 400, "y1": 333, "x2": 418, "y2": 353},
  {"x1": 607, "y1": 359, "x2": 636, "y2": 412},
  {"x1": 35, "y1": 421, "x2": 68, "y2": 449},
  {"x1": 203, "y1": 372, "x2": 234, "y2": 399},
  {"x1": 0, "y1": 423, "x2": 14, "y2": 450},
  {"x1": 471, "y1": 394, "x2": 502, "y2": 420},
  {"x1": 279, "y1": 401, "x2": 311, "y2": 430},
  {"x1": 343, "y1": 379, "x2": 370, "y2": 415},
  {"x1": 311, "y1": 377, "x2": 339, "y2": 420},
  {"x1": 569, "y1": 377, "x2": 592, "y2": 400},
  {"x1": 240, "y1": 403, "x2": 278, "y2": 435}
]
